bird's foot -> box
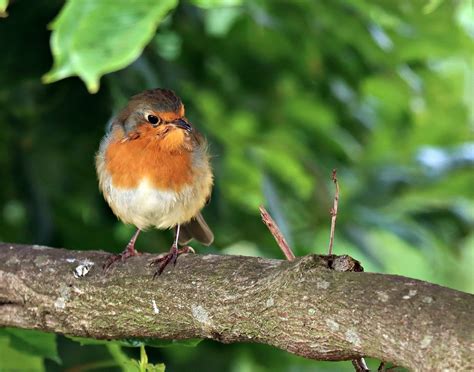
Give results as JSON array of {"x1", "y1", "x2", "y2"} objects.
[
  {"x1": 149, "y1": 245, "x2": 195, "y2": 278},
  {"x1": 103, "y1": 244, "x2": 141, "y2": 271}
]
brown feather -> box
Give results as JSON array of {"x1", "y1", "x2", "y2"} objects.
[{"x1": 178, "y1": 212, "x2": 214, "y2": 246}]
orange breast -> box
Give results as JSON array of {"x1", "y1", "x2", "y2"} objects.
[{"x1": 105, "y1": 128, "x2": 194, "y2": 191}]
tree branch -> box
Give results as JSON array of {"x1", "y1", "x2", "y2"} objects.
[{"x1": 0, "y1": 243, "x2": 472, "y2": 370}]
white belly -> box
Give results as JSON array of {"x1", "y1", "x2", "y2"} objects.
[{"x1": 101, "y1": 176, "x2": 207, "y2": 230}]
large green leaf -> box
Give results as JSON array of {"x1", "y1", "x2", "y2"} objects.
[
  {"x1": 43, "y1": 0, "x2": 178, "y2": 93},
  {"x1": 1, "y1": 328, "x2": 60, "y2": 364}
]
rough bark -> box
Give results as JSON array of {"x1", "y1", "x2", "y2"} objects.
[{"x1": 0, "y1": 243, "x2": 472, "y2": 371}]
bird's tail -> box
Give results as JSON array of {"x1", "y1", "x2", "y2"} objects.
[{"x1": 178, "y1": 212, "x2": 214, "y2": 246}]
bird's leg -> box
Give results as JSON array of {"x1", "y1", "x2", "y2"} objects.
[
  {"x1": 103, "y1": 228, "x2": 141, "y2": 270},
  {"x1": 149, "y1": 224, "x2": 195, "y2": 278},
  {"x1": 122, "y1": 228, "x2": 142, "y2": 257}
]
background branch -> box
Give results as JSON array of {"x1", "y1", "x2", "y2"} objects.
[{"x1": 0, "y1": 243, "x2": 472, "y2": 371}]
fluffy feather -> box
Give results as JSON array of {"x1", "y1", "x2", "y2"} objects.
[{"x1": 96, "y1": 123, "x2": 213, "y2": 231}]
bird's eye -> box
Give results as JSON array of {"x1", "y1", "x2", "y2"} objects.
[{"x1": 147, "y1": 115, "x2": 160, "y2": 126}]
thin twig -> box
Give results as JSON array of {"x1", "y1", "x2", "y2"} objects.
[
  {"x1": 259, "y1": 205, "x2": 295, "y2": 261},
  {"x1": 260, "y1": 193, "x2": 368, "y2": 372},
  {"x1": 327, "y1": 170, "x2": 367, "y2": 372},
  {"x1": 328, "y1": 168, "x2": 339, "y2": 255}
]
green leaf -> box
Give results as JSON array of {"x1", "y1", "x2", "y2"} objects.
[
  {"x1": 146, "y1": 363, "x2": 166, "y2": 372},
  {"x1": 122, "y1": 357, "x2": 166, "y2": 372},
  {"x1": 0, "y1": 0, "x2": 8, "y2": 17},
  {"x1": 2, "y1": 328, "x2": 61, "y2": 364},
  {"x1": 122, "y1": 359, "x2": 142, "y2": 372},
  {"x1": 43, "y1": 0, "x2": 178, "y2": 93},
  {"x1": 107, "y1": 344, "x2": 166, "y2": 372},
  {"x1": 0, "y1": 336, "x2": 45, "y2": 371},
  {"x1": 106, "y1": 344, "x2": 130, "y2": 369},
  {"x1": 139, "y1": 345, "x2": 166, "y2": 372}
]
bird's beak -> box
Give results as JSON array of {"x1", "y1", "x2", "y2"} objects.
[{"x1": 173, "y1": 118, "x2": 192, "y2": 132}]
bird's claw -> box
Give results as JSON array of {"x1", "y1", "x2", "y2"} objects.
[
  {"x1": 182, "y1": 246, "x2": 195, "y2": 254},
  {"x1": 149, "y1": 245, "x2": 195, "y2": 278},
  {"x1": 103, "y1": 245, "x2": 141, "y2": 271}
]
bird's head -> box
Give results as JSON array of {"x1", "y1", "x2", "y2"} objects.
[{"x1": 115, "y1": 89, "x2": 193, "y2": 141}]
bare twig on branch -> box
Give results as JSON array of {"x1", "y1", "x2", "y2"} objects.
[
  {"x1": 328, "y1": 168, "x2": 339, "y2": 255},
  {"x1": 260, "y1": 172, "x2": 367, "y2": 371},
  {"x1": 325, "y1": 170, "x2": 368, "y2": 371},
  {"x1": 259, "y1": 206, "x2": 295, "y2": 261},
  {"x1": 260, "y1": 205, "x2": 366, "y2": 372}
]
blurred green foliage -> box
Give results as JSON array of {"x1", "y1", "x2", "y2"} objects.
[{"x1": 0, "y1": 0, "x2": 472, "y2": 371}]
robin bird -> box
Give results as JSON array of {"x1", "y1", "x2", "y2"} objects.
[{"x1": 95, "y1": 88, "x2": 213, "y2": 276}]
